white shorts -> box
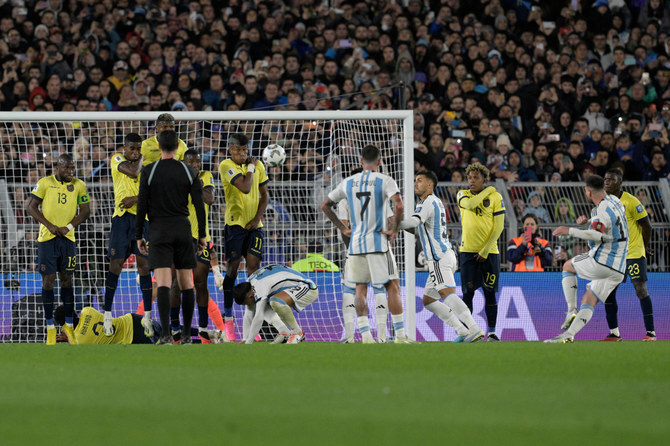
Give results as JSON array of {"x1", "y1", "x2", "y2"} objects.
[
  {"x1": 346, "y1": 251, "x2": 398, "y2": 287},
  {"x1": 424, "y1": 250, "x2": 457, "y2": 300},
  {"x1": 342, "y1": 256, "x2": 355, "y2": 289},
  {"x1": 572, "y1": 254, "x2": 624, "y2": 302},
  {"x1": 282, "y1": 284, "x2": 318, "y2": 312}
]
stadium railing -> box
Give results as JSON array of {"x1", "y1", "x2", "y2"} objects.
[{"x1": 434, "y1": 180, "x2": 670, "y2": 272}]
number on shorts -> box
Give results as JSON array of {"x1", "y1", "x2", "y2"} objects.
[
  {"x1": 627, "y1": 263, "x2": 640, "y2": 276},
  {"x1": 485, "y1": 272, "x2": 496, "y2": 286},
  {"x1": 254, "y1": 237, "x2": 262, "y2": 251},
  {"x1": 356, "y1": 191, "x2": 371, "y2": 219},
  {"x1": 67, "y1": 256, "x2": 76, "y2": 268}
]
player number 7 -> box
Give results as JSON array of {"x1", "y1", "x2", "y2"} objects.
[{"x1": 356, "y1": 191, "x2": 371, "y2": 220}]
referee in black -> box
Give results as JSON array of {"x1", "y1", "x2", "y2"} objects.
[{"x1": 136, "y1": 130, "x2": 206, "y2": 345}]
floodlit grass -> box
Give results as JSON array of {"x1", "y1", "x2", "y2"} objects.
[{"x1": 1, "y1": 342, "x2": 668, "y2": 445}]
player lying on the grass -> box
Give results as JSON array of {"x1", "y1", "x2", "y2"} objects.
[
  {"x1": 103, "y1": 132, "x2": 153, "y2": 337},
  {"x1": 545, "y1": 175, "x2": 628, "y2": 343},
  {"x1": 233, "y1": 265, "x2": 318, "y2": 344},
  {"x1": 53, "y1": 305, "x2": 223, "y2": 344},
  {"x1": 399, "y1": 171, "x2": 485, "y2": 343},
  {"x1": 25, "y1": 154, "x2": 91, "y2": 345},
  {"x1": 600, "y1": 168, "x2": 656, "y2": 342}
]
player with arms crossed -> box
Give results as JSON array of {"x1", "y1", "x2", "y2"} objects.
[
  {"x1": 457, "y1": 163, "x2": 505, "y2": 341},
  {"x1": 337, "y1": 168, "x2": 390, "y2": 343},
  {"x1": 218, "y1": 133, "x2": 269, "y2": 341},
  {"x1": 234, "y1": 265, "x2": 318, "y2": 344},
  {"x1": 102, "y1": 133, "x2": 153, "y2": 336},
  {"x1": 546, "y1": 175, "x2": 628, "y2": 343},
  {"x1": 136, "y1": 130, "x2": 207, "y2": 344},
  {"x1": 600, "y1": 168, "x2": 655, "y2": 341},
  {"x1": 179, "y1": 149, "x2": 226, "y2": 343},
  {"x1": 141, "y1": 113, "x2": 188, "y2": 165},
  {"x1": 400, "y1": 171, "x2": 485, "y2": 342},
  {"x1": 25, "y1": 154, "x2": 91, "y2": 345},
  {"x1": 321, "y1": 145, "x2": 411, "y2": 343}
]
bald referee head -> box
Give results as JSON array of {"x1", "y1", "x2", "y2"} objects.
[{"x1": 158, "y1": 130, "x2": 178, "y2": 154}]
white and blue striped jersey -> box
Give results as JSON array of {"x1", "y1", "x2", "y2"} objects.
[
  {"x1": 248, "y1": 264, "x2": 317, "y2": 303},
  {"x1": 588, "y1": 195, "x2": 629, "y2": 273},
  {"x1": 328, "y1": 170, "x2": 400, "y2": 255},
  {"x1": 412, "y1": 194, "x2": 452, "y2": 262}
]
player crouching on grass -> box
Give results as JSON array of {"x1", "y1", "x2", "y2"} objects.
[
  {"x1": 398, "y1": 171, "x2": 485, "y2": 343},
  {"x1": 233, "y1": 265, "x2": 319, "y2": 344}
]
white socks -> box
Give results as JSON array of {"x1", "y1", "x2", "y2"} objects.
[
  {"x1": 445, "y1": 293, "x2": 479, "y2": 333},
  {"x1": 374, "y1": 289, "x2": 388, "y2": 342},
  {"x1": 426, "y1": 300, "x2": 468, "y2": 337},
  {"x1": 342, "y1": 287, "x2": 356, "y2": 339},
  {"x1": 357, "y1": 316, "x2": 374, "y2": 342},
  {"x1": 566, "y1": 304, "x2": 594, "y2": 337},
  {"x1": 391, "y1": 314, "x2": 405, "y2": 338},
  {"x1": 562, "y1": 272, "x2": 578, "y2": 312}
]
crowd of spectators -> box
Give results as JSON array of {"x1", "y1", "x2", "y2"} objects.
[
  {"x1": 2, "y1": 0, "x2": 670, "y2": 185},
  {"x1": 5, "y1": 0, "x2": 670, "y2": 272}
]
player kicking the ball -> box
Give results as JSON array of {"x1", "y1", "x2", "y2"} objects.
[
  {"x1": 546, "y1": 175, "x2": 628, "y2": 343},
  {"x1": 399, "y1": 171, "x2": 484, "y2": 342},
  {"x1": 233, "y1": 265, "x2": 318, "y2": 344}
]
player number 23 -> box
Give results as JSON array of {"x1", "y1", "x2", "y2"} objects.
[{"x1": 627, "y1": 263, "x2": 639, "y2": 276}]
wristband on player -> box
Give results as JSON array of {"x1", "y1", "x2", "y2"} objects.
[
  {"x1": 247, "y1": 163, "x2": 255, "y2": 173},
  {"x1": 66, "y1": 223, "x2": 74, "y2": 232}
]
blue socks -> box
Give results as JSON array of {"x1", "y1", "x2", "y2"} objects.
[
  {"x1": 198, "y1": 305, "x2": 208, "y2": 329},
  {"x1": 639, "y1": 296, "x2": 654, "y2": 332},
  {"x1": 103, "y1": 271, "x2": 119, "y2": 312},
  {"x1": 139, "y1": 274, "x2": 153, "y2": 313},
  {"x1": 62, "y1": 287, "x2": 74, "y2": 325},
  {"x1": 42, "y1": 288, "x2": 55, "y2": 326},
  {"x1": 222, "y1": 273, "x2": 237, "y2": 317}
]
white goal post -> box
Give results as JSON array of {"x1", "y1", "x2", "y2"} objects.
[{"x1": 0, "y1": 111, "x2": 415, "y2": 342}]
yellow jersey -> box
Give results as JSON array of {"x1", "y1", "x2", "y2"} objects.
[
  {"x1": 457, "y1": 188, "x2": 505, "y2": 254},
  {"x1": 218, "y1": 159, "x2": 268, "y2": 228},
  {"x1": 188, "y1": 170, "x2": 213, "y2": 241},
  {"x1": 141, "y1": 135, "x2": 188, "y2": 165},
  {"x1": 31, "y1": 175, "x2": 89, "y2": 242},
  {"x1": 73, "y1": 307, "x2": 134, "y2": 344},
  {"x1": 618, "y1": 191, "x2": 648, "y2": 259},
  {"x1": 111, "y1": 152, "x2": 140, "y2": 217}
]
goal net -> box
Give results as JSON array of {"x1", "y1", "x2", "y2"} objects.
[{"x1": 0, "y1": 111, "x2": 415, "y2": 343}]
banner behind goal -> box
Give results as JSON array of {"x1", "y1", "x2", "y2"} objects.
[{"x1": 0, "y1": 111, "x2": 414, "y2": 342}]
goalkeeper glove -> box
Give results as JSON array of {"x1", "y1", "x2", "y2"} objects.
[{"x1": 212, "y1": 265, "x2": 224, "y2": 290}]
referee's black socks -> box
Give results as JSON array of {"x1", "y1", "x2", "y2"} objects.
[{"x1": 157, "y1": 286, "x2": 171, "y2": 337}]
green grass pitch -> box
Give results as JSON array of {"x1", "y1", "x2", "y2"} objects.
[{"x1": 1, "y1": 342, "x2": 668, "y2": 446}]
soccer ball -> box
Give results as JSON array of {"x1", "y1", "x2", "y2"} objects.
[{"x1": 262, "y1": 144, "x2": 286, "y2": 167}]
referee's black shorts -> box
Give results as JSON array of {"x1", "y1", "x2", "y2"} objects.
[{"x1": 148, "y1": 216, "x2": 196, "y2": 270}]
